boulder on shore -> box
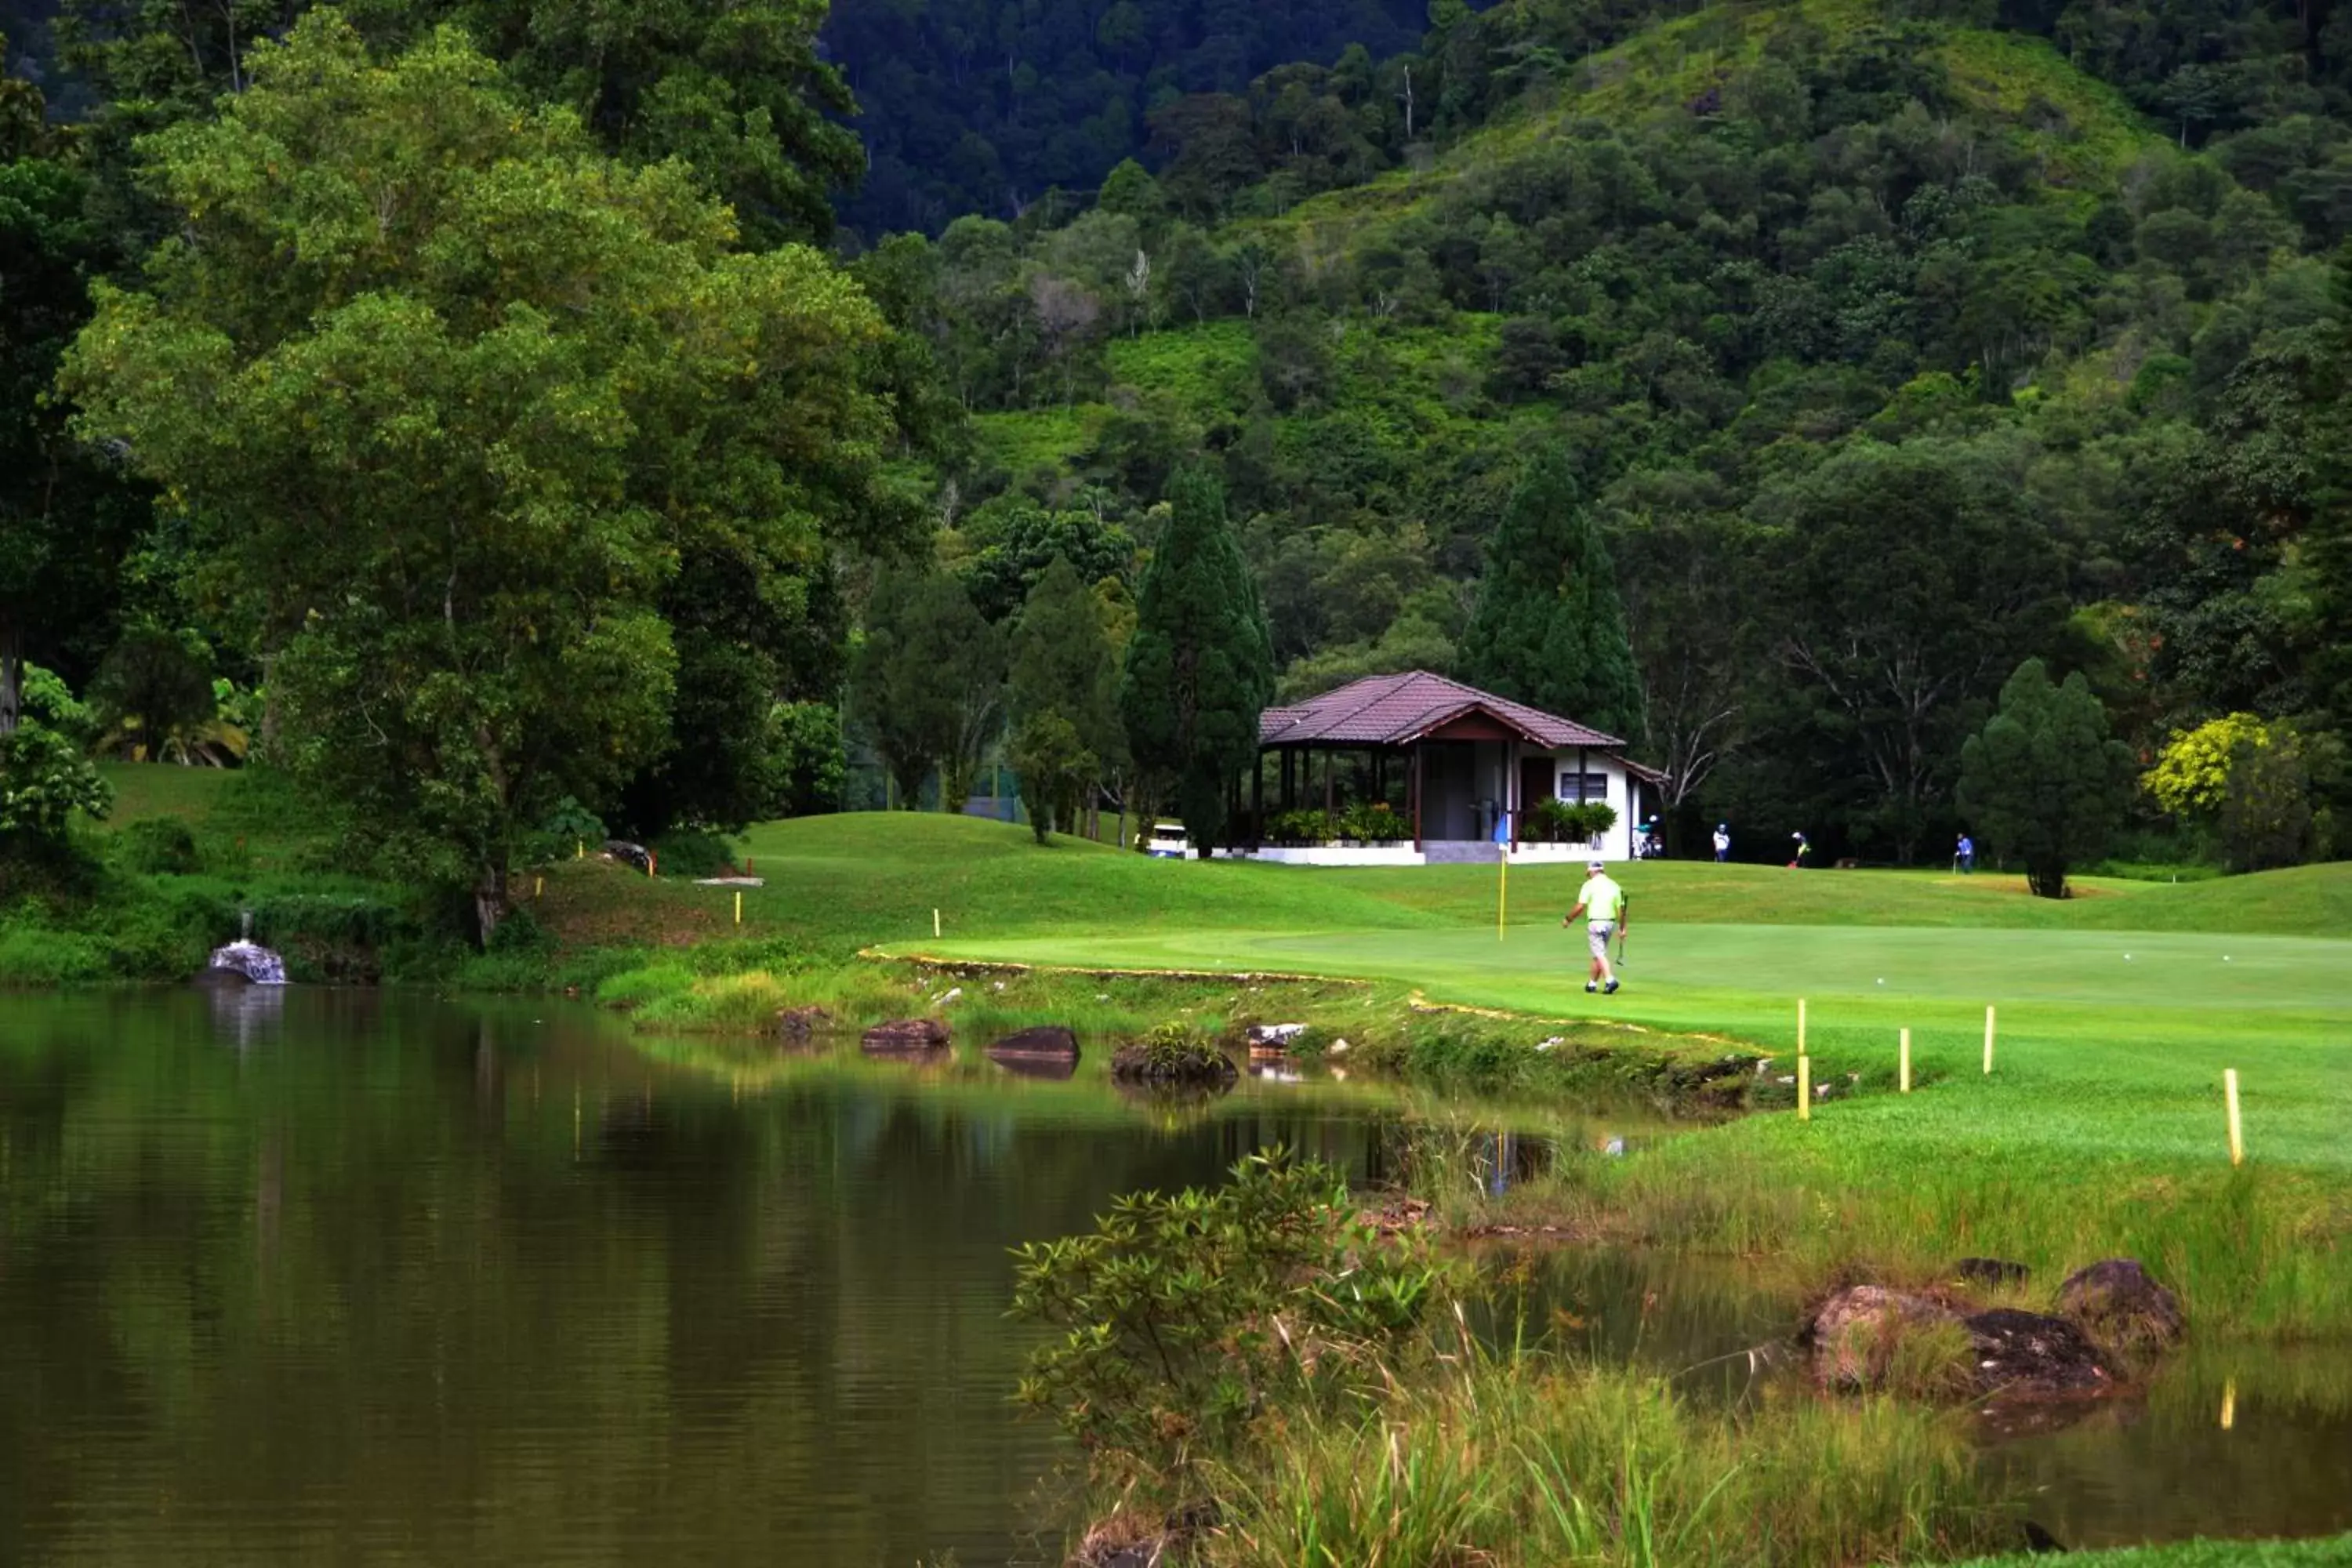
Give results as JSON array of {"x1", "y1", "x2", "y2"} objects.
[
  {"x1": 987, "y1": 1025, "x2": 1080, "y2": 1060},
  {"x1": 862, "y1": 1017, "x2": 951, "y2": 1053},
  {"x1": 2057, "y1": 1259, "x2": 2185, "y2": 1357},
  {"x1": 1961, "y1": 1308, "x2": 2114, "y2": 1395},
  {"x1": 775, "y1": 1005, "x2": 833, "y2": 1040},
  {"x1": 1808, "y1": 1285, "x2": 1950, "y2": 1390}
]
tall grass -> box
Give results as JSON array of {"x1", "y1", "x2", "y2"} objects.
[
  {"x1": 1209, "y1": 1344, "x2": 2018, "y2": 1568},
  {"x1": 1479, "y1": 1133, "x2": 2352, "y2": 1338}
]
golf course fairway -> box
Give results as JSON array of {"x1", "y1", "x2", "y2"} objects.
[{"x1": 913, "y1": 921, "x2": 2350, "y2": 1166}]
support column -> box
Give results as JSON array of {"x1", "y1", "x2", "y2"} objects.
[
  {"x1": 1250, "y1": 750, "x2": 1264, "y2": 849},
  {"x1": 1508, "y1": 739, "x2": 1520, "y2": 848},
  {"x1": 1411, "y1": 745, "x2": 1423, "y2": 851}
]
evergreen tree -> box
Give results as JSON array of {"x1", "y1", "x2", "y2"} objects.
[
  {"x1": 1120, "y1": 467, "x2": 1272, "y2": 855},
  {"x1": 1459, "y1": 448, "x2": 1644, "y2": 740},
  {"x1": 1958, "y1": 659, "x2": 2136, "y2": 900},
  {"x1": 848, "y1": 567, "x2": 1004, "y2": 811},
  {"x1": 1008, "y1": 555, "x2": 1125, "y2": 839}
]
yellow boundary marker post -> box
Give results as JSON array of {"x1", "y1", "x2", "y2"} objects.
[
  {"x1": 534, "y1": 876, "x2": 543, "y2": 900},
  {"x1": 734, "y1": 891, "x2": 742, "y2": 927},
  {"x1": 1983, "y1": 1005, "x2": 1996, "y2": 1074},
  {"x1": 2225, "y1": 1069, "x2": 2245, "y2": 1167},
  {"x1": 934, "y1": 908, "x2": 942, "y2": 938},
  {"x1": 1900, "y1": 1028, "x2": 1911, "y2": 1094},
  {"x1": 1797, "y1": 1052, "x2": 1811, "y2": 1121},
  {"x1": 1797, "y1": 997, "x2": 1807, "y2": 1055}
]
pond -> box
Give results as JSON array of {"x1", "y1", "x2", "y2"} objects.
[{"x1": 2, "y1": 990, "x2": 2347, "y2": 1564}]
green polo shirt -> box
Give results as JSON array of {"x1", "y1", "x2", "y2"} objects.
[{"x1": 1582, "y1": 874, "x2": 1625, "y2": 923}]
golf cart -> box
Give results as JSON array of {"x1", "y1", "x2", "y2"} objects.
[{"x1": 1145, "y1": 820, "x2": 1189, "y2": 858}]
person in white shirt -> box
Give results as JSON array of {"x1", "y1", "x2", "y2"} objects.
[{"x1": 1565, "y1": 859, "x2": 1628, "y2": 995}]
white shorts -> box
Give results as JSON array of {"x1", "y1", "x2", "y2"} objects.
[{"x1": 1588, "y1": 921, "x2": 1616, "y2": 959}]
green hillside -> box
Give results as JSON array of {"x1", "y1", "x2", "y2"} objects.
[{"x1": 916, "y1": 0, "x2": 2350, "y2": 869}]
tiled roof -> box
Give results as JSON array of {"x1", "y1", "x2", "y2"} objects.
[{"x1": 1259, "y1": 671, "x2": 1627, "y2": 749}]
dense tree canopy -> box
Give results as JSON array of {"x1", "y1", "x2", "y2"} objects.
[
  {"x1": 1458, "y1": 447, "x2": 1642, "y2": 743},
  {"x1": 1958, "y1": 659, "x2": 2136, "y2": 898},
  {"x1": 1120, "y1": 466, "x2": 1272, "y2": 853},
  {"x1": 60, "y1": 16, "x2": 902, "y2": 932}
]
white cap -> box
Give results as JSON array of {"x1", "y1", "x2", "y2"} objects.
[{"x1": 1587, "y1": 858, "x2": 1606, "y2": 871}]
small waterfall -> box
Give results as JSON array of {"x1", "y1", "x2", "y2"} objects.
[{"x1": 208, "y1": 911, "x2": 287, "y2": 985}]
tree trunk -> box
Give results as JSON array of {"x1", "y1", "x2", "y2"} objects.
[
  {"x1": 2027, "y1": 859, "x2": 2068, "y2": 900},
  {"x1": 474, "y1": 862, "x2": 509, "y2": 945},
  {"x1": 0, "y1": 609, "x2": 22, "y2": 737}
]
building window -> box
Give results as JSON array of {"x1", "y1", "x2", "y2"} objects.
[{"x1": 1556, "y1": 771, "x2": 1611, "y2": 804}]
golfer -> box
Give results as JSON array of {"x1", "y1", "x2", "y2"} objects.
[
  {"x1": 1712, "y1": 822, "x2": 1730, "y2": 862},
  {"x1": 1565, "y1": 858, "x2": 1627, "y2": 996}
]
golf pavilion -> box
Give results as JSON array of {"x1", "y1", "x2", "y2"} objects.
[{"x1": 1229, "y1": 670, "x2": 1662, "y2": 865}]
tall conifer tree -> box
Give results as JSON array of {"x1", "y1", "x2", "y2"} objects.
[
  {"x1": 1459, "y1": 448, "x2": 1644, "y2": 740},
  {"x1": 1119, "y1": 466, "x2": 1272, "y2": 855}
]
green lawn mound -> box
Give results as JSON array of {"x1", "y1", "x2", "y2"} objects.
[{"x1": 1954, "y1": 1533, "x2": 2352, "y2": 1566}]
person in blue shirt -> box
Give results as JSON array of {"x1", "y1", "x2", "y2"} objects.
[{"x1": 1955, "y1": 833, "x2": 1975, "y2": 873}]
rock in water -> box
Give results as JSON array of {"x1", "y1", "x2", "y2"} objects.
[
  {"x1": 2057, "y1": 1259, "x2": 2185, "y2": 1356},
  {"x1": 1961, "y1": 1308, "x2": 2114, "y2": 1395},
  {"x1": 774, "y1": 1005, "x2": 832, "y2": 1040},
  {"x1": 986, "y1": 1026, "x2": 1080, "y2": 1079},
  {"x1": 862, "y1": 1018, "x2": 951, "y2": 1053},
  {"x1": 987, "y1": 1025, "x2": 1079, "y2": 1060},
  {"x1": 1808, "y1": 1285, "x2": 1951, "y2": 1390},
  {"x1": 205, "y1": 939, "x2": 288, "y2": 985}
]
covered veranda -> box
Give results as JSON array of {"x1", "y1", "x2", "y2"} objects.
[{"x1": 1231, "y1": 671, "x2": 1653, "y2": 864}]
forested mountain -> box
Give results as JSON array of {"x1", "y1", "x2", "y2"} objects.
[
  {"x1": 826, "y1": 0, "x2": 1433, "y2": 235},
  {"x1": 5, "y1": 0, "x2": 2348, "y2": 907},
  {"x1": 871, "y1": 0, "x2": 2352, "y2": 862}
]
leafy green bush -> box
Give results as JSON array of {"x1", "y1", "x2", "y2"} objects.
[
  {"x1": 1526, "y1": 798, "x2": 1618, "y2": 843},
  {"x1": 1009, "y1": 1149, "x2": 1457, "y2": 1497},
  {"x1": 0, "y1": 722, "x2": 112, "y2": 850},
  {"x1": 522, "y1": 795, "x2": 609, "y2": 864},
  {"x1": 118, "y1": 817, "x2": 200, "y2": 874},
  {"x1": 1266, "y1": 808, "x2": 1338, "y2": 844},
  {"x1": 1341, "y1": 800, "x2": 1408, "y2": 841},
  {"x1": 648, "y1": 827, "x2": 737, "y2": 878}
]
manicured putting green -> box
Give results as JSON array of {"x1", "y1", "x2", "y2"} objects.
[
  {"x1": 921, "y1": 922, "x2": 2352, "y2": 1170},
  {"x1": 923, "y1": 922, "x2": 2351, "y2": 1022}
]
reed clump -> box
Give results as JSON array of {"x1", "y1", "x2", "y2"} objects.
[{"x1": 1207, "y1": 1344, "x2": 2020, "y2": 1568}]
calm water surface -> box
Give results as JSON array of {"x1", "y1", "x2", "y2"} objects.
[{"x1": 2, "y1": 989, "x2": 2347, "y2": 1564}]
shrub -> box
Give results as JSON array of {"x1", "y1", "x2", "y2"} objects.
[
  {"x1": 1009, "y1": 1149, "x2": 1457, "y2": 1497},
  {"x1": 1266, "y1": 808, "x2": 1338, "y2": 844},
  {"x1": 648, "y1": 826, "x2": 737, "y2": 878},
  {"x1": 1341, "y1": 800, "x2": 1408, "y2": 841},
  {"x1": 1526, "y1": 798, "x2": 1617, "y2": 842},
  {"x1": 0, "y1": 721, "x2": 112, "y2": 851},
  {"x1": 118, "y1": 818, "x2": 200, "y2": 874}
]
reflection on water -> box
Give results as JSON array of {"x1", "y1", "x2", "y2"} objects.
[
  {"x1": 1985, "y1": 1342, "x2": 2352, "y2": 1550},
  {"x1": 2, "y1": 990, "x2": 2347, "y2": 1563},
  {"x1": 0, "y1": 990, "x2": 1414, "y2": 1567}
]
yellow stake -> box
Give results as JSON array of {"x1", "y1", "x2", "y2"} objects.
[
  {"x1": 1900, "y1": 1027, "x2": 1911, "y2": 1094},
  {"x1": 534, "y1": 875, "x2": 543, "y2": 900},
  {"x1": 735, "y1": 890, "x2": 742, "y2": 926},
  {"x1": 576, "y1": 839, "x2": 583, "y2": 859},
  {"x1": 1983, "y1": 1005, "x2": 1996, "y2": 1074},
  {"x1": 1797, "y1": 1053, "x2": 1811, "y2": 1121},
  {"x1": 934, "y1": 907, "x2": 942, "y2": 938},
  {"x1": 2220, "y1": 1377, "x2": 2238, "y2": 1431},
  {"x1": 2225, "y1": 1068, "x2": 2245, "y2": 1167},
  {"x1": 1797, "y1": 997, "x2": 1807, "y2": 1056}
]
